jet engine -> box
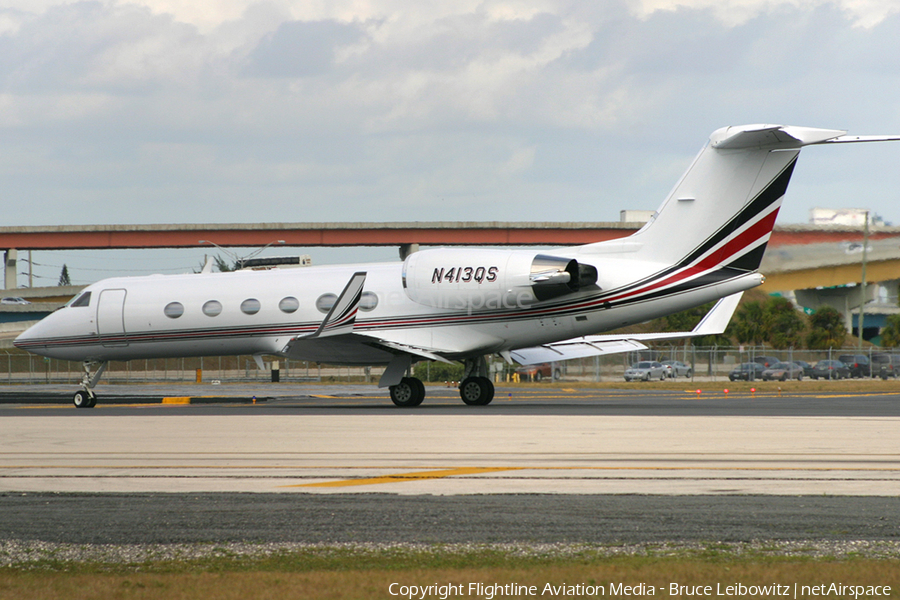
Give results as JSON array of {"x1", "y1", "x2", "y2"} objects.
[{"x1": 402, "y1": 248, "x2": 598, "y2": 310}]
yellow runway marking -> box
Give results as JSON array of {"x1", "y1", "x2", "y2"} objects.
[
  {"x1": 161, "y1": 397, "x2": 191, "y2": 404},
  {"x1": 285, "y1": 466, "x2": 521, "y2": 488}
]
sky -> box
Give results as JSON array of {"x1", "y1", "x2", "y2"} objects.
[{"x1": 3, "y1": 0, "x2": 900, "y2": 285}]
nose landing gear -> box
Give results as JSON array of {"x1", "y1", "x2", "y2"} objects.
[{"x1": 74, "y1": 360, "x2": 107, "y2": 409}]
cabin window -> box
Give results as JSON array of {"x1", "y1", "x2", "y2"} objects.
[
  {"x1": 279, "y1": 296, "x2": 300, "y2": 313},
  {"x1": 164, "y1": 302, "x2": 184, "y2": 319},
  {"x1": 202, "y1": 300, "x2": 223, "y2": 317},
  {"x1": 240, "y1": 298, "x2": 261, "y2": 315},
  {"x1": 360, "y1": 291, "x2": 378, "y2": 312},
  {"x1": 315, "y1": 293, "x2": 337, "y2": 314},
  {"x1": 70, "y1": 291, "x2": 91, "y2": 308}
]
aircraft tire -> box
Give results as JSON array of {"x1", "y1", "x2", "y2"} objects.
[
  {"x1": 460, "y1": 376, "x2": 494, "y2": 406},
  {"x1": 390, "y1": 377, "x2": 424, "y2": 407},
  {"x1": 73, "y1": 390, "x2": 95, "y2": 409}
]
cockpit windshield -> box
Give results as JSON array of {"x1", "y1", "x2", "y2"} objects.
[{"x1": 68, "y1": 291, "x2": 91, "y2": 307}]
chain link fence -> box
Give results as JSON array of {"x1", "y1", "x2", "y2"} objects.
[
  {"x1": 547, "y1": 344, "x2": 900, "y2": 382},
  {"x1": 4, "y1": 344, "x2": 898, "y2": 385},
  {"x1": 0, "y1": 353, "x2": 382, "y2": 385}
]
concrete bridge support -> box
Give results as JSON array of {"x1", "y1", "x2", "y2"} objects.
[{"x1": 4, "y1": 249, "x2": 16, "y2": 291}]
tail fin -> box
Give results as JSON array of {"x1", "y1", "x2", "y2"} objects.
[{"x1": 621, "y1": 125, "x2": 852, "y2": 272}]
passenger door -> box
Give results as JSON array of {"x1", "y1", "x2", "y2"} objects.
[{"x1": 97, "y1": 289, "x2": 128, "y2": 347}]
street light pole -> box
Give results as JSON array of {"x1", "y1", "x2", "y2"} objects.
[{"x1": 857, "y1": 211, "x2": 869, "y2": 354}]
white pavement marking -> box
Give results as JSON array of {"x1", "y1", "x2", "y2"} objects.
[{"x1": 1, "y1": 415, "x2": 898, "y2": 495}]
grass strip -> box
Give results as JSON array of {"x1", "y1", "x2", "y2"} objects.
[{"x1": 2, "y1": 542, "x2": 900, "y2": 599}]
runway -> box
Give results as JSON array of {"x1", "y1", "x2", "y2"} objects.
[
  {"x1": 2, "y1": 384, "x2": 899, "y2": 546},
  {"x1": 2, "y1": 384, "x2": 899, "y2": 496}
]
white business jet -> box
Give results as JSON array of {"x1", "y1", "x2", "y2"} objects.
[{"x1": 14, "y1": 124, "x2": 900, "y2": 408}]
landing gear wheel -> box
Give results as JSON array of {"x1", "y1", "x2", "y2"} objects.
[
  {"x1": 390, "y1": 377, "x2": 425, "y2": 407},
  {"x1": 73, "y1": 390, "x2": 96, "y2": 409},
  {"x1": 459, "y1": 376, "x2": 494, "y2": 406}
]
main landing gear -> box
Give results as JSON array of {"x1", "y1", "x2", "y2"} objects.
[
  {"x1": 74, "y1": 360, "x2": 107, "y2": 409},
  {"x1": 458, "y1": 356, "x2": 494, "y2": 406},
  {"x1": 386, "y1": 355, "x2": 495, "y2": 407},
  {"x1": 389, "y1": 376, "x2": 425, "y2": 407}
]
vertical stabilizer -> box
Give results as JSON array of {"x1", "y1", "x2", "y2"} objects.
[
  {"x1": 626, "y1": 125, "x2": 851, "y2": 270},
  {"x1": 582, "y1": 126, "x2": 852, "y2": 297}
]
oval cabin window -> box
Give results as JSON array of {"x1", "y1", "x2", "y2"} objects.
[
  {"x1": 279, "y1": 296, "x2": 300, "y2": 313},
  {"x1": 241, "y1": 298, "x2": 261, "y2": 315},
  {"x1": 202, "y1": 300, "x2": 223, "y2": 317},
  {"x1": 164, "y1": 302, "x2": 184, "y2": 319},
  {"x1": 315, "y1": 293, "x2": 337, "y2": 314},
  {"x1": 360, "y1": 291, "x2": 378, "y2": 312}
]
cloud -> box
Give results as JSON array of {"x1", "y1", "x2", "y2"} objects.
[
  {"x1": 633, "y1": 0, "x2": 900, "y2": 28},
  {"x1": 0, "y1": 0, "x2": 898, "y2": 240},
  {"x1": 243, "y1": 19, "x2": 367, "y2": 78}
]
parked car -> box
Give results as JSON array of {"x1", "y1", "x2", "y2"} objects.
[
  {"x1": 761, "y1": 362, "x2": 804, "y2": 381},
  {"x1": 793, "y1": 360, "x2": 814, "y2": 377},
  {"x1": 871, "y1": 354, "x2": 900, "y2": 380},
  {"x1": 0, "y1": 297, "x2": 30, "y2": 305},
  {"x1": 752, "y1": 356, "x2": 781, "y2": 368},
  {"x1": 837, "y1": 354, "x2": 871, "y2": 378},
  {"x1": 515, "y1": 363, "x2": 561, "y2": 382},
  {"x1": 624, "y1": 361, "x2": 667, "y2": 382},
  {"x1": 811, "y1": 360, "x2": 850, "y2": 380},
  {"x1": 661, "y1": 360, "x2": 692, "y2": 378},
  {"x1": 728, "y1": 362, "x2": 765, "y2": 381}
]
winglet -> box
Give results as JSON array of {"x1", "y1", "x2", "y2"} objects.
[{"x1": 311, "y1": 271, "x2": 367, "y2": 338}]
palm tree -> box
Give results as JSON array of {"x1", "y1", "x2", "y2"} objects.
[{"x1": 806, "y1": 306, "x2": 847, "y2": 349}]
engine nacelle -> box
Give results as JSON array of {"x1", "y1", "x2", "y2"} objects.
[{"x1": 402, "y1": 248, "x2": 598, "y2": 310}]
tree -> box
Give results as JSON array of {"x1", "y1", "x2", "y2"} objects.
[
  {"x1": 731, "y1": 300, "x2": 769, "y2": 345},
  {"x1": 58, "y1": 264, "x2": 71, "y2": 286},
  {"x1": 731, "y1": 296, "x2": 807, "y2": 348},
  {"x1": 413, "y1": 361, "x2": 464, "y2": 382},
  {"x1": 766, "y1": 296, "x2": 806, "y2": 349},
  {"x1": 646, "y1": 301, "x2": 731, "y2": 346},
  {"x1": 806, "y1": 306, "x2": 847, "y2": 349},
  {"x1": 880, "y1": 314, "x2": 900, "y2": 348},
  {"x1": 214, "y1": 255, "x2": 238, "y2": 272}
]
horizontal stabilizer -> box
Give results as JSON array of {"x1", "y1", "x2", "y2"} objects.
[
  {"x1": 509, "y1": 339, "x2": 648, "y2": 365},
  {"x1": 710, "y1": 125, "x2": 900, "y2": 150},
  {"x1": 509, "y1": 293, "x2": 742, "y2": 365},
  {"x1": 820, "y1": 135, "x2": 900, "y2": 144}
]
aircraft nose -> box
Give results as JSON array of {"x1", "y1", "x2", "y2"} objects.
[
  {"x1": 13, "y1": 320, "x2": 42, "y2": 349},
  {"x1": 13, "y1": 313, "x2": 60, "y2": 356}
]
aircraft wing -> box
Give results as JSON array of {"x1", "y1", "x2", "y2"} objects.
[{"x1": 508, "y1": 292, "x2": 742, "y2": 365}]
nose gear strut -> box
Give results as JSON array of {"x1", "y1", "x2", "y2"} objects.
[{"x1": 74, "y1": 360, "x2": 107, "y2": 408}]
